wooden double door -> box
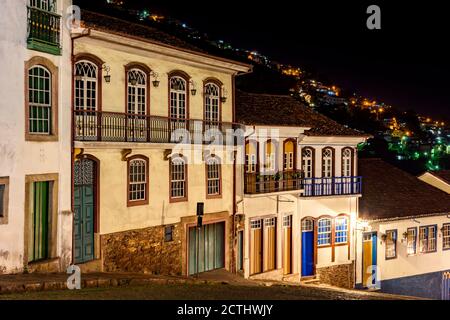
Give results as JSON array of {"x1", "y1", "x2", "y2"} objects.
[{"x1": 250, "y1": 217, "x2": 277, "y2": 275}]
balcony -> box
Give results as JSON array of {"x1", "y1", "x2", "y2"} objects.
[
  {"x1": 73, "y1": 110, "x2": 244, "y2": 145},
  {"x1": 244, "y1": 170, "x2": 303, "y2": 195},
  {"x1": 27, "y1": 6, "x2": 61, "y2": 55},
  {"x1": 302, "y1": 176, "x2": 362, "y2": 197}
]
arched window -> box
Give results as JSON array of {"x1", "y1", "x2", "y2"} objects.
[
  {"x1": 75, "y1": 60, "x2": 98, "y2": 111},
  {"x1": 318, "y1": 218, "x2": 332, "y2": 246},
  {"x1": 204, "y1": 82, "x2": 220, "y2": 123},
  {"x1": 28, "y1": 65, "x2": 52, "y2": 134},
  {"x1": 283, "y1": 139, "x2": 296, "y2": 171},
  {"x1": 245, "y1": 140, "x2": 257, "y2": 173},
  {"x1": 206, "y1": 156, "x2": 221, "y2": 197},
  {"x1": 322, "y1": 148, "x2": 334, "y2": 178},
  {"x1": 170, "y1": 76, "x2": 187, "y2": 120},
  {"x1": 264, "y1": 140, "x2": 277, "y2": 172},
  {"x1": 127, "y1": 156, "x2": 149, "y2": 206},
  {"x1": 127, "y1": 69, "x2": 147, "y2": 115},
  {"x1": 342, "y1": 148, "x2": 353, "y2": 177},
  {"x1": 170, "y1": 156, "x2": 187, "y2": 201},
  {"x1": 302, "y1": 147, "x2": 314, "y2": 178}
]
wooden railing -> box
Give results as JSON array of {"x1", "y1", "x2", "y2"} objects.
[
  {"x1": 302, "y1": 176, "x2": 362, "y2": 197},
  {"x1": 27, "y1": 6, "x2": 61, "y2": 50},
  {"x1": 73, "y1": 110, "x2": 244, "y2": 145},
  {"x1": 244, "y1": 170, "x2": 304, "y2": 194}
]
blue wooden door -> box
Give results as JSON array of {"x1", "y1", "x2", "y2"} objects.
[
  {"x1": 74, "y1": 159, "x2": 95, "y2": 264},
  {"x1": 302, "y1": 219, "x2": 315, "y2": 276}
]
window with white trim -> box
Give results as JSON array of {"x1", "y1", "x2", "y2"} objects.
[
  {"x1": 128, "y1": 158, "x2": 147, "y2": 203},
  {"x1": 265, "y1": 217, "x2": 276, "y2": 227},
  {"x1": 407, "y1": 228, "x2": 417, "y2": 255},
  {"x1": 204, "y1": 83, "x2": 220, "y2": 123},
  {"x1": 251, "y1": 219, "x2": 262, "y2": 229},
  {"x1": 127, "y1": 69, "x2": 147, "y2": 115},
  {"x1": 302, "y1": 148, "x2": 313, "y2": 178},
  {"x1": 170, "y1": 157, "x2": 186, "y2": 199},
  {"x1": 302, "y1": 218, "x2": 314, "y2": 232},
  {"x1": 342, "y1": 148, "x2": 352, "y2": 177},
  {"x1": 206, "y1": 157, "x2": 221, "y2": 196},
  {"x1": 322, "y1": 148, "x2": 333, "y2": 178},
  {"x1": 385, "y1": 230, "x2": 397, "y2": 259},
  {"x1": 317, "y1": 218, "x2": 331, "y2": 246},
  {"x1": 170, "y1": 76, "x2": 187, "y2": 120},
  {"x1": 283, "y1": 215, "x2": 292, "y2": 227},
  {"x1": 443, "y1": 224, "x2": 450, "y2": 250},
  {"x1": 335, "y1": 217, "x2": 348, "y2": 244},
  {"x1": 75, "y1": 61, "x2": 98, "y2": 111},
  {"x1": 30, "y1": 0, "x2": 56, "y2": 12},
  {"x1": 245, "y1": 142, "x2": 257, "y2": 173},
  {"x1": 29, "y1": 66, "x2": 52, "y2": 134},
  {"x1": 419, "y1": 225, "x2": 437, "y2": 253},
  {"x1": 265, "y1": 141, "x2": 276, "y2": 171},
  {"x1": 283, "y1": 140, "x2": 295, "y2": 170}
]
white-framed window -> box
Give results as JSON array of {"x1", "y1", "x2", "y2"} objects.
[
  {"x1": 245, "y1": 153, "x2": 257, "y2": 173},
  {"x1": 204, "y1": 83, "x2": 220, "y2": 123},
  {"x1": 335, "y1": 217, "x2": 348, "y2": 244},
  {"x1": 265, "y1": 141, "x2": 276, "y2": 171},
  {"x1": 419, "y1": 225, "x2": 437, "y2": 253},
  {"x1": 265, "y1": 217, "x2": 276, "y2": 227},
  {"x1": 443, "y1": 224, "x2": 450, "y2": 250},
  {"x1": 251, "y1": 219, "x2": 262, "y2": 229},
  {"x1": 170, "y1": 157, "x2": 186, "y2": 199},
  {"x1": 127, "y1": 69, "x2": 147, "y2": 115},
  {"x1": 302, "y1": 218, "x2": 314, "y2": 232},
  {"x1": 322, "y1": 148, "x2": 333, "y2": 178},
  {"x1": 342, "y1": 148, "x2": 352, "y2": 177},
  {"x1": 28, "y1": 66, "x2": 52, "y2": 134},
  {"x1": 206, "y1": 157, "x2": 221, "y2": 196},
  {"x1": 75, "y1": 60, "x2": 98, "y2": 111},
  {"x1": 407, "y1": 227, "x2": 417, "y2": 255},
  {"x1": 128, "y1": 158, "x2": 147, "y2": 203},
  {"x1": 317, "y1": 218, "x2": 331, "y2": 246},
  {"x1": 30, "y1": 0, "x2": 56, "y2": 12},
  {"x1": 170, "y1": 76, "x2": 187, "y2": 120},
  {"x1": 385, "y1": 230, "x2": 397, "y2": 259},
  {"x1": 283, "y1": 140, "x2": 295, "y2": 171},
  {"x1": 302, "y1": 148, "x2": 313, "y2": 178},
  {"x1": 283, "y1": 215, "x2": 292, "y2": 228}
]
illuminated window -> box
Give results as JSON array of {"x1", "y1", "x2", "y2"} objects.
[
  {"x1": 419, "y1": 225, "x2": 437, "y2": 253},
  {"x1": 283, "y1": 140, "x2": 295, "y2": 171},
  {"x1": 335, "y1": 217, "x2": 348, "y2": 244},
  {"x1": 127, "y1": 69, "x2": 147, "y2": 115},
  {"x1": 204, "y1": 83, "x2": 220, "y2": 123},
  {"x1": 169, "y1": 76, "x2": 187, "y2": 120},
  {"x1": 407, "y1": 227, "x2": 417, "y2": 255},
  {"x1": 245, "y1": 141, "x2": 257, "y2": 173},
  {"x1": 322, "y1": 148, "x2": 333, "y2": 178},
  {"x1": 302, "y1": 148, "x2": 313, "y2": 178},
  {"x1": 265, "y1": 141, "x2": 276, "y2": 171},
  {"x1": 317, "y1": 218, "x2": 331, "y2": 246},
  {"x1": 443, "y1": 224, "x2": 450, "y2": 250},
  {"x1": 342, "y1": 148, "x2": 352, "y2": 177},
  {"x1": 385, "y1": 230, "x2": 397, "y2": 259}
]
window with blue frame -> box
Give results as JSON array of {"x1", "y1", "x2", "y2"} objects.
[
  {"x1": 317, "y1": 218, "x2": 331, "y2": 246},
  {"x1": 419, "y1": 225, "x2": 437, "y2": 253},
  {"x1": 335, "y1": 217, "x2": 348, "y2": 244}
]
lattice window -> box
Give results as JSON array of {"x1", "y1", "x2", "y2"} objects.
[
  {"x1": 170, "y1": 76, "x2": 187, "y2": 119},
  {"x1": 74, "y1": 159, "x2": 95, "y2": 186},
  {"x1": 30, "y1": 0, "x2": 56, "y2": 12},
  {"x1": 302, "y1": 218, "x2": 314, "y2": 232},
  {"x1": 283, "y1": 215, "x2": 292, "y2": 227},
  {"x1": 251, "y1": 219, "x2": 262, "y2": 229},
  {"x1": 75, "y1": 61, "x2": 98, "y2": 111},
  {"x1": 322, "y1": 148, "x2": 333, "y2": 178},
  {"x1": 342, "y1": 148, "x2": 352, "y2": 177},
  {"x1": 265, "y1": 217, "x2": 276, "y2": 227},
  {"x1": 29, "y1": 66, "x2": 51, "y2": 134},
  {"x1": 204, "y1": 83, "x2": 220, "y2": 122},
  {"x1": 170, "y1": 157, "x2": 186, "y2": 199},
  {"x1": 245, "y1": 142, "x2": 257, "y2": 173},
  {"x1": 443, "y1": 224, "x2": 450, "y2": 250},
  {"x1": 317, "y1": 218, "x2": 331, "y2": 246},
  {"x1": 335, "y1": 217, "x2": 348, "y2": 244},
  {"x1": 265, "y1": 141, "x2": 276, "y2": 171},
  {"x1": 127, "y1": 69, "x2": 147, "y2": 115},
  {"x1": 385, "y1": 230, "x2": 397, "y2": 259},
  {"x1": 419, "y1": 225, "x2": 437, "y2": 253},
  {"x1": 206, "y1": 157, "x2": 221, "y2": 196},
  {"x1": 128, "y1": 159, "x2": 147, "y2": 202},
  {"x1": 407, "y1": 227, "x2": 417, "y2": 255},
  {"x1": 302, "y1": 148, "x2": 313, "y2": 178}
]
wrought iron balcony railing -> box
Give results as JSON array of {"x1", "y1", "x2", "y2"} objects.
[
  {"x1": 27, "y1": 6, "x2": 61, "y2": 55},
  {"x1": 302, "y1": 176, "x2": 362, "y2": 197},
  {"x1": 73, "y1": 110, "x2": 244, "y2": 145},
  {"x1": 244, "y1": 170, "x2": 304, "y2": 194}
]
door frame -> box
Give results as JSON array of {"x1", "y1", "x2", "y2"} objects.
[
  {"x1": 24, "y1": 173, "x2": 59, "y2": 266},
  {"x1": 362, "y1": 231, "x2": 378, "y2": 288},
  {"x1": 301, "y1": 216, "x2": 316, "y2": 277},
  {"x1": 72, "y1": 155, "x2": 100, "y2": 264}
]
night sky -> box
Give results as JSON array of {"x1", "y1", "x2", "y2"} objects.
[{"x1": 80, "y1": 0, "x2": 449, "y2": 119}]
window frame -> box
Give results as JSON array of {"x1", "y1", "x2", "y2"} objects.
[
  {"x1": 407, "y1": 227, "x2": 417, "y2": 255},
  {"x1": 245, "y1": 140, "x2": 258, "y2": 173},
  {"x1": 0, "y1": 177, "x2": 10, "y2": 225},
  {"x1": 385, "y1": 229, "x2": 397, "y2": 260},
  {"x1": 164, "y1": 225, "x2": 174, "y2": 242},
  {"x1": 443, "y1": 223, "x2": 450, "y2": 251},
  {"x1": 301, "y1": 147, "x2": 315, "y2": 179},
  {"x1": 334, "y1": 216, "x2": 349, "y2": 245},
  {"x1": 203, "y1": 78, "x2": 222, "y2": 123},
  {"x1": 322, "y1": 147, "x2": 335, "y2": 178},
  {"x1": 283, "y1": 139, "x2": 296, "y2": 171},
  {"x1": 168, "y1": 71, "x2": 190, "y2": 120},
  {"x1": 317, "y1": 218, "x2": 332, "y2": 247},
  {"x1": 29, "y1": 0, "x2": 57, "y2": 12},
  {"x1": 341, "y1": 147, "x2": 354, "y2": 177},
  {"x1": 205, "y1": 155, "x2": 222, "y2": 199},
  {"x1": 419, "y1": 225, "x2": 438, "y2": 254},
  {"x1": 25, "y1": 56, "x2": 59, "y2": 141},
  {"x1": 169, "y1": 155, "x2": 188, "y2": 203},
  {"x1": 126, "y1": 155, "x2": 149, "y2": 207}
]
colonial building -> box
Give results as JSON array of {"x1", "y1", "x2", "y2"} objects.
[
  {"x1": 356, "y1": 159, "x2": 450, "y2": 299},
  {"x1": 235, "y1": 91, "x2": 369, "y2": 287},
  {"x1": 70, "y1": 11, "x2": 251, "y2": 275},
  {"x1": 0, "y1": 0, "x2": 73, "y2": 274}
]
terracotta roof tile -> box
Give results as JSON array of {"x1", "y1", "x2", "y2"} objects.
[
  {"x1": 235, "y1": 91, "x2": 369, "y2": 137},
  {"x1": 359, "y1": 159, "x2": 450, "y2": 220}
]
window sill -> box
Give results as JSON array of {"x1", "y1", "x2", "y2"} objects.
[{"x1": 25, "y1": 133, "x2": 59, "y2": 142}]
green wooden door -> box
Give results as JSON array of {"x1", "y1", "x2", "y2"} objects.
[
  {"x1": 74, "y1": 159, "x2": 95, "y2": 264},
  {"x1": 31, "y1": 181, "x2": 50, "y2": 262},
  {"x1": 188, "y1": 222, "x2": 225, "y2": 275}
]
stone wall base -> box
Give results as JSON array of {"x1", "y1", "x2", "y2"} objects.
[
  {"x1": 101, "y1": 224, "x2": 182, "y2": 276},
  {"x1": 316, "y1": 262, "x2": 355, "y2": 289},
  {"x1": 249, "y1": 269, "x2": 284, "y2": 281}
]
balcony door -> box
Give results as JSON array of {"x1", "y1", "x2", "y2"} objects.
[
  {"x1": 127, "y1": 68, "x2": 148, "y2": 142},
  {"x1": 169, "y1": 76, "x2": 188, "y2": 142},
  {"x1": 204, "y1": 82, "x2": 221, "y2": 136}
]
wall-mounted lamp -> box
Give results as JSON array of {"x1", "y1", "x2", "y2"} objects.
[
  {"x1": 190, "y1": 80, "x2": 197, "y2": 96},
  {"x1": 221, "y1": 87, "x2": 228, "y2": 103},
  {"x1": 102, "y1": 65, "x2": 111, "y2": 83},
  {"x1": 150, "y1": 71, "x2": 160, "y2": 87}
]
